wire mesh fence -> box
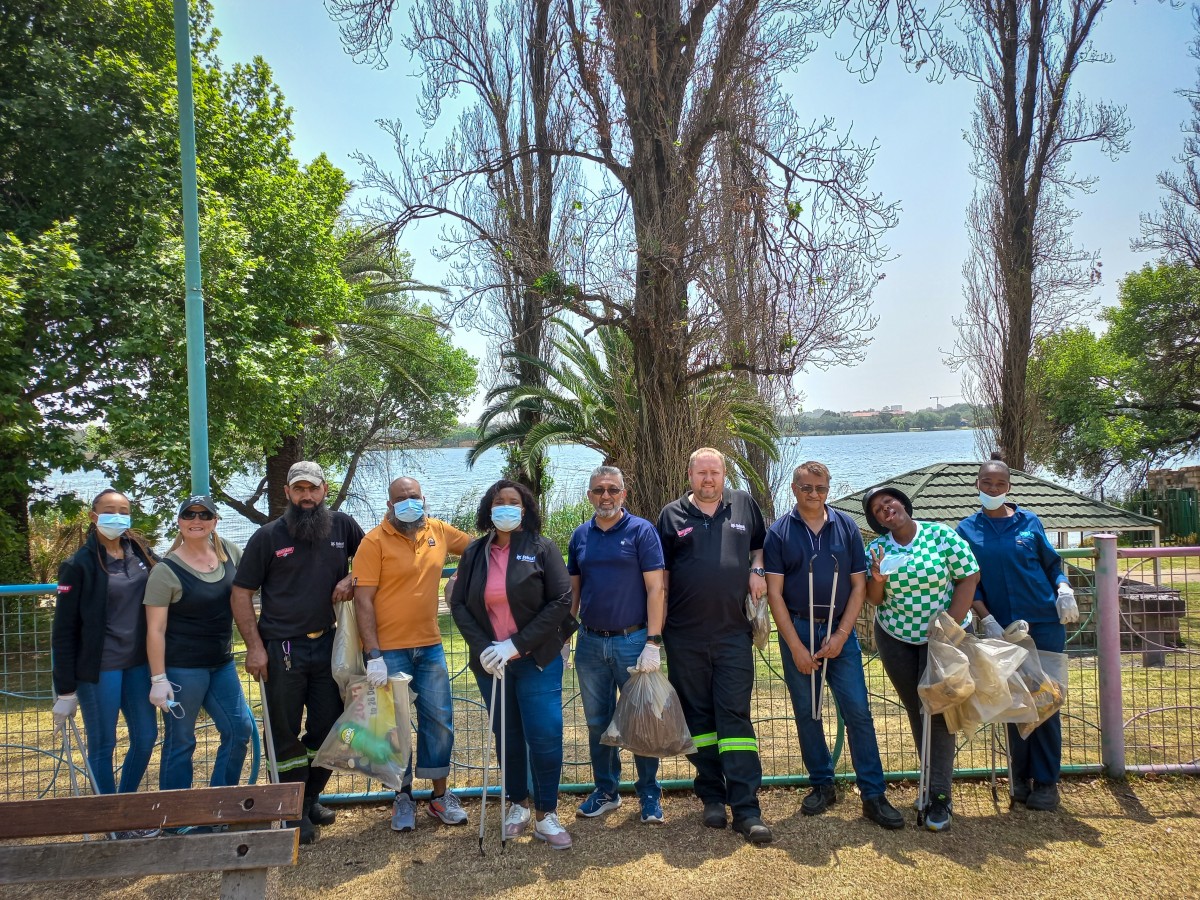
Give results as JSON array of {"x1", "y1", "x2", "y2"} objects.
[{"x1": 3, "y1": 546, "x2": 1197, "y2": 802}]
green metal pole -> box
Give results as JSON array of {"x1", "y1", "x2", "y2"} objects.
[{"x1": 172, "y1": 0, "x2": 210, "y2": 496}]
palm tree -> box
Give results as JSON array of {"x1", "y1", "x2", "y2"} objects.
[{"x1": 470, "y1": 318, "x2": 779, "y2": 515}]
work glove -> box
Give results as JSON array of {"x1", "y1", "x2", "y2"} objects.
[
  {"x1": 480, "y1": 639, "x2": 518, "y2": 676},
  {"x1": 1056, "y1": 584, "x2": 1079, "y2": 624},
  {"x1": 366, "y1": 656, "x2": 389, "y2": 687},
  {"x1": 979, "y1": 614, "x2": 1004, "y2": 639},
  {"x1": 635, "y1": 642, "x2": 661, "y2": 672},
  {"x1": 1003, "y1": 619, "x2": 1030, "y2": 642},
  {"x1": 149, "y1": 679, "x2": 175, "y2": 710},
  {"x1": 52, "y1": 694, "x2": 78, "y2": 733}
]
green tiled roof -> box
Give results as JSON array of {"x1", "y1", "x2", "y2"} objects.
[{"x1": 830, "y1": 461, "x2": 1160, "y2": 534}]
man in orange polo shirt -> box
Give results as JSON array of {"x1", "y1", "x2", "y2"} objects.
[{"x1": 353, "y1": 476, "x2": 472, "y2": 833}]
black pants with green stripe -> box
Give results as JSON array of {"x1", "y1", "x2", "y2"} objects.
[{"x1": 664, "y1": 629, "x2": 762, "y2": 822}]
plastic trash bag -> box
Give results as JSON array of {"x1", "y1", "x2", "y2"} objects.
[
  {"x1": 314, "y1": 673, "x2": 413, "y2": 789},
  {"x1": 943, "y1": 637, "x2": 1029, "y2": 733},
  {"x1": 331, "y1": 600, "x2": 366, "y2": 696},
  {"x1": 746, "y1": 594, "x2": 771, "y2": 651},
  {"x1": 600, "y1": 669, "x2": 697, "y2": 758},
  {"x1": 918, "y1": 612, "x2": 976, "y2": 716},
  {"x1": 1008, "y1": 637, "x2": 1067, "y2": 740}
]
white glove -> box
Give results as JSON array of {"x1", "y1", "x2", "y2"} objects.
[
  {"x1": 52, "y1": 694, "x2": 78, "y2": 732},
  {"x1": 149, "y1": 679, "x2": 174, "y2": 709},
  {"x1": 979, "y1": 615, "x2": 1004, "y2": 639},
  {"x1": 1003, "y1": 619, "x2": 1030, "y2": 642},
  {"x1": 1056, "y1": 584, "x2": 1079, "y2": 624},
  {"x1": 480, "y1": 639, "x2": 518, "y2": 675},
  {"x1": 366, "y1": 656, "x2": 389, "y2": 686},
  {"x1": 635, "y1": 643, "x2": 661, "y2": 672}
]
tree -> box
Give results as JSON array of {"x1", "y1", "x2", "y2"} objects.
[
  {"x1": 1028, "y1": 263, "x2": 1200, "y2": 487},
  {"x1": 946, "y1": 0, "x2": 1131, "y2": 469}
]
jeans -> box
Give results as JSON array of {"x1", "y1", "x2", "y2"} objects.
[
  {"x1": 874, "y1": 621, "x2": 956, "y2": 798},
  {"x1": 779, "y1": 618, "x2": 887, "y2": 798},
  {"x1": 1007, "y1": 620, "x2": 1066, "y2": 786},
  {"x1": 263, "y1": 631, "x2": 342, "y2": 798},
  {"x1": 381, "y1": 644, "x2": 454, "y2": 788},
  {"x1": 159, "y1": 659, "x2": 254, "y2": 791},
  {"x1": 574, "y1": 627, "x2": 661, "y2": 802},
  {"x1": 474, "y1": 654, "x2": 564, "y2": 813},
  {"x1": 76, "y1": 662, "x2": 158, "y2": 794}
]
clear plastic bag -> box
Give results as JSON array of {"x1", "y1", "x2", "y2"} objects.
[
  {"x1": 600, "y1": 669, "x2": 697, "y2": 758},
  {"x1": 331, "y1": 600, "x2": 366, "y2": 696},
  {"x1": 943, "y1": 637, "x2": 1029, "y2": 733},
  {"x1": 746, "y1": 594, "x2": 771, "y2": 651},
  {"x1": 918, "y1": 612, "x2": 976, "y2": 715},
  {"x1": 314, "y1": 673, "x2": 413, "y2": 789},
  {"x1": 1011, "y1": 639, "x2": 1067, "y2": 740}
]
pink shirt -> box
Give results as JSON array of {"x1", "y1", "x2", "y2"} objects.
[{"x1": 484, "y1": 543, "x2": 519, "y2": 642}]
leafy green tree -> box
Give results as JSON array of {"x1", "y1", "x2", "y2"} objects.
[{"x1": 1029, "y1": 263, "x2": 1200, "y2": 486}]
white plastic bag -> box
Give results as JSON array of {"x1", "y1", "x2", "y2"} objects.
[
  {"x1": 601, "y1": 669, "x2": 697, "y2": 757},
  {"x1": 746, "y1": 594, "x2": 771, "y2": 651},
  {"x1": 918, "y1": 612, "x2": 976, "y2": 716},
  {"x1": 331, "y1": 600, "x2": 366, "y2": 696},
  {"x1": 314, "y1": 674, "x2": 413, "y2": 789},
  {"x1": 943, "y1": 637, "x2": 1029, "y2": 733}
]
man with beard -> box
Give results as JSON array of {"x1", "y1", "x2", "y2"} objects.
[
  {"x1": 232, "y1": 461, "x2": 363, "y2": 844},
  {"x1": 656, "y1": 448, "x2": 771, "y2": 844},
  {"x1": 352, "y1": 476, "x2": 472, "y2": 833}
]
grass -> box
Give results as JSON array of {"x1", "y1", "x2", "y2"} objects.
[{"x1": 4, "y1": 778, "x2": 1200, "y2": 899}]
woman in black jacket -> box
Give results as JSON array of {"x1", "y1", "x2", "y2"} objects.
[
  {"x1": 52, "y1": 488, "x2": 158, "y2": 796},
  {"x1": 450, "y1": 480, "x2": 578, "y2": 850}
]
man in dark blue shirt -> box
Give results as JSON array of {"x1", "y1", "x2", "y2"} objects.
[
  {"x1": 568, "y1": 465, "x2": 666, "y2": 825},
  {"x1": 764, "y1": 461, "x2": 903, "y2": 830}
]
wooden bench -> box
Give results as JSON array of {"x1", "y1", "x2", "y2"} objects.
[{"x1": 0, "y1": 782, "x2": 303, "y2": 899}]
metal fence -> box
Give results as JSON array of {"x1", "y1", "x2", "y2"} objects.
[{"x1": 3, "y1": 537, "x2": 1196, "y2": 803}]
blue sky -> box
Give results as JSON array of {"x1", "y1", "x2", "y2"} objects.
[{"x1": 210, "y1": 1, "x2": 1195, "y2": 417}]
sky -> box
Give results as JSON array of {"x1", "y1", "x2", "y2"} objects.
[{"x1": 209, "y1": 1, "x2": 1196, "y2": 417}]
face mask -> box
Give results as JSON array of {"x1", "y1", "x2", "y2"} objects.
[
  {"x1": 979, "y1": 491, "x2": 1007, "y2": 511},
  {"x1": 393, "y1": 498, "x2": 425, "y2": 523},
  {"x1": 879, "y1": 554, "x2": 905, "y2": 576},
  {"x1": 96, "y1": 513, "x2": 131, "y2": 540},
  {"x1": 491, "y1": 504, "x2": 523, "y2": 532}
]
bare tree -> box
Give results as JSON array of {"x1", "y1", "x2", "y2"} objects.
[{"x1": 945, "y1": 0, "x2": 1130, "y2": 469}]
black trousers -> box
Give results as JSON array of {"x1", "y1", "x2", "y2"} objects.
[
  {"x1": 263, "y1": 630, "x2": 342, "y2": 799},
  {"x1": 664, "y1": 629, "x2": 762, "y2": 821}
]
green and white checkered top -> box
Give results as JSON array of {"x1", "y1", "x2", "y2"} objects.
[{"x1": 868, "y1": 522, "x2": 979, "y2": 644}]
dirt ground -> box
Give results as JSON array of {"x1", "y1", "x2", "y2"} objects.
[{"x1": 6, "y1": 777, "x2": 1200, "y2": 900}]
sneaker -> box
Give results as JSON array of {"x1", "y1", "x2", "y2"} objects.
[
  {"x1": 801, "y1": 783, "x2": 838, "y2": 816},
  {"x1": 113, "y1": 828, "x2": 162, "y2": 840},
  {"x1": 640, "y1": 796, "x2": 664, "y2": 824},
  {"x1": 924, "y1": 793, "x2": 952, "y2": 832},
  {"x1": 702, "y1": 801, "x2": 727, "y2": 829},
  {"x1": 427, "y1": 790, "x2": 468, "y2": 825},
  {"x1": 391, "y1": 794, "x2": 416, "y2": 832},
  {"x1": 1025, "y1": 781, "x2": 1060, "y2": 812},
  {"x1": 732, "y1": 816, "x2": 774, "y2": 844},
  {"x1": 862, "y1": 794, "x2": 904, "y2": 830},
  {"x1": 577, "y1": 789, "x2": 621, "y2": 818},
  {"x1": 504, "y1": 802, "x2": 531, "y2": 838},
  {"x1": 1010, "y1": 779, "x2": 1032, "y2": 807},
  {"x1": 307, "y1": 800, "x2": 337, "y2": 826},
  {"x1": 533, "y1": 812, "x2": 573, "y2": 850}
]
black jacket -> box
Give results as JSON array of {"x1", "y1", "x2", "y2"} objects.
[
  {"x1": 451, "y1": 529, "x2": 577, "y2": 675},
  {"x1": 52, "y1": 533, "x2": 156, "y2": 695}
]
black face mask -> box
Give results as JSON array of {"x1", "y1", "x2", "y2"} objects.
[{"x1": 283, "y1": 500, "x2": 332, "y2": 543}]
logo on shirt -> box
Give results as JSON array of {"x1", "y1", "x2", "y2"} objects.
[
  {"x1": 57, "y1": 584, "x2": 71, "y2": 593},
  {"x1": 275, "y1": 546, "x2": 295, "y2": 558},
  {"x1": 428, "y1": 538, "x2": 437, "y2": 547},
  {"x1": 730, "y1": 522, "x2": 746, "y2": 532},
  {"x1": 677, "y1": 526, "x2": 694, "y2": 538},
  {"x1": 515, "y1": 554, "x2": 537, "y2": 563},
  {"x1": 330, "y1": 540, "x2": 345, "y2": 549}
]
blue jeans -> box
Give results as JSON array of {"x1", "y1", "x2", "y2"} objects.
[
  {"x1": 159, "y1": 659, "x2": 254, "y2": 791},
  {"x1": 474, "y1": 654, "x2": 564, "y2": 813},
  {"x1": 779, "y1": 618, "x2": 887, "y2": 799},
  {"x1": 381, "y1": 644, "x2": 454, "y2": 788},
  {"x1": 76, "y1": 662, "x2": 158, "y2": 794},
  {"x1": 574, "y1": 627, "x2": 661, "y2": 801}
]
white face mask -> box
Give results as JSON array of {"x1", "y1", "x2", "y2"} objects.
[{"x1": 979, "y1": 491, "x2": 1007, "y2": 511}]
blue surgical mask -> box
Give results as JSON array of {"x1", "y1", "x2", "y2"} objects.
[
  {"x1": 96, "y1": 513, "x2": 131, "y2": 540},
  {"x1": 392, "y1": 498, "x2": 425, "y2": 523},
  {"x1": 491, "y1": 504, "x2": 523, "y2": 533},
  {"x1": 979, "y1": 491, "x2": 1007, "y2": 511}
]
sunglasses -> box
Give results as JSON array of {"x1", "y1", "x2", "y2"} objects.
[
  {"x1": 179, "y1": 510, "x2": 215, "y2": 521},
  {"x1": 795, "y1": 484, "x2": 830, "y2": 495},
  {"x1": 589, "y1": 486, "x2": 624, "y2": 496}
]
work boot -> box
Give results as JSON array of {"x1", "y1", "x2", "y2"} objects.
[
  {"x1": 307, "y1": 799, "x2": 337, "y2": 826},
  {"x1": 287, "y1": 798, "x2": 320, "y2": 845},
  {"x1": 702, "y1": 801, "x2": 728, "y2": 829},
  {"x1": 1010, "y1": 779, "x2": 1031, "y2": 807},
  {"x1": 732, "y1": 816, "x2": 774, "y2": 845},
  {"x1": 1025, "y1": 781, "x2": 1060, "y2": 812},
  {"x1": 801, "y1": 783, "x2": 838, "y2": 816},
  {"x1": 862, "y1": 794, "x2": 904, "y2": 830}
]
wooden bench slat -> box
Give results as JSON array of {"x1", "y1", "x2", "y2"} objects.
[
  {"x1": 0, "y1": 784, "x2": 303, "y2": 839},
  {"x1": 0, "y1": 828, "x2": 299, "y2": 885}
]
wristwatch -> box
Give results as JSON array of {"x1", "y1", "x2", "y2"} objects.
[
  {"x1": 646, "y1": 634, "x2": 664, "y2": 647},
  {"x1": 750, "y1": 566, "x2": 765, "y2": 577},
  {"x1": 366, "y1": 648, "x2": 382, "y2": 661}
]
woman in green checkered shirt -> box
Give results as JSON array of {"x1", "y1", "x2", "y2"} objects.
[{"x1": 862, "y1": 486, "x2": 980, "y2": 833}]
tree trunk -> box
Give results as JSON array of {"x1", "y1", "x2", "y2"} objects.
[
  {"x1": 265, "y1": 433, "x2": 304, "y2": 521},
  {"x1": 0, "y1": 482, "x2": 33, "y2": 584}
]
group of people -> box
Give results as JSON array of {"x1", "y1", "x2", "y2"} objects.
[{"x1": 51, "y1": 450, "x2": 1077, "y2": 848}]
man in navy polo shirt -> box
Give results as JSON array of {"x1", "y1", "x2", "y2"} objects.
[
  {"x1": 763, "y1": 461, "x2": 903, "y2": 830},
  {"x1": 568, "y1": 465, "x2": 666, "y2": 825}
]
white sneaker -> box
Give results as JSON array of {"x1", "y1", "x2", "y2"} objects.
[
  {"x1": 533, "y1": 812, "x2": 573, "y2": 850},
  {"x1": 503, "y1": 803, "x2": 531, "y2": 838}
]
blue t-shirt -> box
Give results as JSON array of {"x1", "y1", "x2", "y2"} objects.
[
  {"x1": 567, "y1": 510, "x2": 665, "y2": 631},
  {"x1": 956, "y1": 505, "x2": 1068, "y2": 626},
  {"x1": 763, "y1": 505, "x2": 867, "y2": 621}
]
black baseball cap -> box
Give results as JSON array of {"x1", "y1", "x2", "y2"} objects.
[
  {"x1": 177, "y1": 494, "x2": 218, "y2": 518},
  {"x1": 862, "y1": 486, "x2": 913, "y2": 535}
]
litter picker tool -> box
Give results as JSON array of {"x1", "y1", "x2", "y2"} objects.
[
  {"x1": 479, "y1": 669, "x2": 508, "y2": 855},
  {"x1": 808, "y1": 555, "x2": 840, "y2": 720},
  {"x1": 258, "y1": 676, "x2": 280, "y2": 785},
  {"x1": 916, "y1": 707, "x2": 931, "y2": 828}
]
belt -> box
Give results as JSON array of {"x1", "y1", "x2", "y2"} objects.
[
  {"x1": 583, "y1": 623, "x2": 647, "y2": 638},
  {"x1": 302, "y1": 627, "x2": 331, "y2": 640}
]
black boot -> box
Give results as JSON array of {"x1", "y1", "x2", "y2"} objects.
[
  {"x1": 286, "y1": 796, "x2": 320, "y2": 845},
  {"x1": 307, "y1": 798, "x2": 337, "y2": 826}
]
